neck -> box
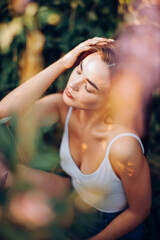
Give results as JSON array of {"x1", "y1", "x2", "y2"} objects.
[{"x1": 76, "y1": 106, "x2": 114, "y2": 131}]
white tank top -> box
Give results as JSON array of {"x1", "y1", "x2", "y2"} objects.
[{"x1": 60, "y1": 107, "x2": 144, "y2": 213}]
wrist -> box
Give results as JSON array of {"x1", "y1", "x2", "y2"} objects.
[
  {"x1": 60, "y1": 52, "x2": 74, "y2": 70},
  {"x1": 56, "y1": 57, "x2": 68, "y2": 72},
  {"x1": 50, "y1": 57, "x2": 68, "y2": 76}
]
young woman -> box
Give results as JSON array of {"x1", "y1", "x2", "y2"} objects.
[{"x1": 0, "y1": 37, "x2": 151, "y2": 240}]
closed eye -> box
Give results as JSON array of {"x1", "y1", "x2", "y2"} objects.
[
  {"x1": 77, "y1": 62, "x2": 83, "y2": 75},
  {"x1": 80, "y1": 61, "x2": 99, "y2": 91},
  {"x1": 85, "y1": 85, "x2": 93, "y2": 93}
]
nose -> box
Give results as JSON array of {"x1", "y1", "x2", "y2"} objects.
[{"x1": 69, "y1": 79, "x2": 81, "y2": 91}]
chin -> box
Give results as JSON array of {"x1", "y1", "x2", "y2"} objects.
[
  {"x1": 62, "y1": 91, "x2": 97, "y2": 110},
  {"x1": 63, "y1": 94, "x2": 81, "y2": 109},
  {"x1": 63, "y1": 91, "x2": 75, "y2": 107}
]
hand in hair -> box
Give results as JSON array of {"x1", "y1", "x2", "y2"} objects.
[{"x1": 62, "y1": 37, "x2": 114, "y2": 69}]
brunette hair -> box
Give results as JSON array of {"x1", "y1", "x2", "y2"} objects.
[{"x1": 74, "y1": 41, "x2": 119, "y2": 78}]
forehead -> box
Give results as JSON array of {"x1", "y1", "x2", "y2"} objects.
[{"x1": 82, "y1": 53, "x2": 110, "y2": 87}]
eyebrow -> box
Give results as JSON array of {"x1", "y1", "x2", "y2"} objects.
[
  {"x1": 86, "y1": 78, "x2": 99, "y2": 91},
  {"x1": 80, "y1": 61, "x2": 99, "y2": 91}
]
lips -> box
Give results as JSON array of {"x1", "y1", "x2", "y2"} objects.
[{"x1": 65, "y1": 87, "x2": 74, "y2": 99}]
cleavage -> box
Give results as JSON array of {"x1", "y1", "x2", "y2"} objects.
[{"x1": 68, "y1": 122, "x2": 108, "y2": 174}]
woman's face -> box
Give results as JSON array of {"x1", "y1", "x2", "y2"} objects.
[{"x1": 63, "y1": 52, "x2": 111, "y2": 111}]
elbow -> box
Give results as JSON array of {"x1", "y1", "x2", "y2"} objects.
[
  {"x1": 0, "y1": 103, "x2": 12, "y2": 123},
  {"x1": 143, "y1": 206, "x2": 151, "y2": 219},
  {"x1": 0, "y1": 104, "x2": 7, "y2": 119},
  {"x1": 139, "y1": 206, "x2": 151, "y2": 222},
  {"x1": 0, "y1": 105, "x2": 14, "y2": 124},
  {"x1": 131, "y1": 205, "x2": 151, "y2": 222},
  {"x1": 0, "y1": 97, "x2": 13, "y2": 119},
  {"x1": 144, "y1": 197, "x2": 152, "y2": 219},
  {"x1": 0, "y1": 92, "x2": 21, "y2": 119}
]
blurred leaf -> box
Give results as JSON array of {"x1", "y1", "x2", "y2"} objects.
[
  {"x1": 0, "y1": 117, "x2": 18, "y2": 170},
  {"x1": 30, "y1": 148, "x2": 59, "y2": 171},
  {"x1": 38, "y1": 6, "x2": 61, "y2": 27},
  {"x1": 1, "y1": 1, "x2": 159, "y2": 240},
  {"x1": 50, "y1": 198, "x2": 68, "y2": 216}
]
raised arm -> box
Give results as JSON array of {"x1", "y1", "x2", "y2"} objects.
[
  {"x1": 0, "y1": 58, "x2": 66, "y2": 119},
  {"x1": 89, "y1": 136, "x2": 151, "y2": 240},
  {"x1": 0, "y1": 37, "x2": 113, "y2": 120}
]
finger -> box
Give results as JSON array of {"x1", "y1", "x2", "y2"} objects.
[
  {"x1": 76, "y1": 45, "x2": 93, "y2": 53},
  {"x1": 89, "y1": 41, "x2": 113, "y2": 47},
  {"x1": 84, "y1": 38, "x2": 114, "y2": 47},
  {"x1": 75, "y1": 38, "x2": 114, "y2": 53},
  {"x1": 106, "y1": 39, "x2": 114, "y2": 42},
  {"x1": 91, "y1": 37, "x2": 114, "y2": 42}
]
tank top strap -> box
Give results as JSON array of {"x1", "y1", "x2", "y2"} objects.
[
  {"x1": 0, "y1": 116, "x2": 12, "y2": 124},
  {"x1": 65, "y1": 107, "x2": 72, "y2": 129},
  {"x1": 106, "y1": 133, "x2": 145, "y2": 159}
]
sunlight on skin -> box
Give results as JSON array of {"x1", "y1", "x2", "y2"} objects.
[
  {"x1": 117, "y1": 160, "x2": 136, "y2": 177},
  {"x1": 100, "y1": 140, "x2": 107, "y2": 150},
  {"x1": 81, "y1": 140, "x2": 107, "y2": 153},
  {"x1": 81, "y1": 143, "x2": 88, "y2": 152},
  {"x1": 126, "y1": 162, "x2": 135, "y2": 177},
  {"x1": 117, "y1": 161, "x2": 125, "y2": 171},
  {"x1": 106, "y1": 124, "x2": 114, "y2": 131},
  {"x1": 0, "y1": 2, "x2": 157, "y2": 239}
]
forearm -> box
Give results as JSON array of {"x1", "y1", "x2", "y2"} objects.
[
  {"x1": 0, "y1": 37, "x2": 113, "y2": 118},
  {"x1": 89, "y1": 208, "x2": 149, "y2": 240},
  {"x1": 0, "y1": 57, "x2": 67, "y2": 118}
]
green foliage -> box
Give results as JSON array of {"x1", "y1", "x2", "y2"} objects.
[
  {"x1": 0, "y1": 0, "x2": 119, "y2": 98},
  {"x1": 29, "y1": 125, "x2": 60, "y2": 171},
  {"x1": 0, "y1": 1, "x2": 160, "y2": 240},
  {"x1": 144, "y1": 95, "x2": 160, "y2": 240},
  {"x1": 0, "y1": 117, "x2": 18, "y2": 170}
]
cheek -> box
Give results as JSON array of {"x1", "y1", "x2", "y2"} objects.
[
  {"x1": 67, "y1": 70, "x2": 77, "y2": 83},
  {"x1": 85, "y1": 93, "x2": 108, "y2": 109},
  {"x1": 78, "y1": 93, "x2": 100, "y2": 108}
]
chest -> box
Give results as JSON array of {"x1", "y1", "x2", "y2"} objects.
[{"x1": 68, "y1": 119, "x2": 110, "y2": 175}]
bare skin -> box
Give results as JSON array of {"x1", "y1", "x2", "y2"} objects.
[{"x1": 0, "y1": 37, "x2": 151, "y2": 239}]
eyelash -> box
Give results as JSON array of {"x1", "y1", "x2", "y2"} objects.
[
  {"x1": 85, "y1": 85, "x2": 92, "y2": 93},
  {"x1": 76, "y1": 67, "x2": 92, "y2": 93}
]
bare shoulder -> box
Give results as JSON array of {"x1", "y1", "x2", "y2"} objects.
[
  {"x1": 109, "y1": 133, "x2": 145, "y2": 178},
  {"x1": 31, "y1": 92, "x2": 69, "y2": 126},
  {"x1": 56, "y1": 93, "x2": 69, "y2": 125},
  {"x1": 42, "y1": 92, "x2": 69, "y2": 125}
]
